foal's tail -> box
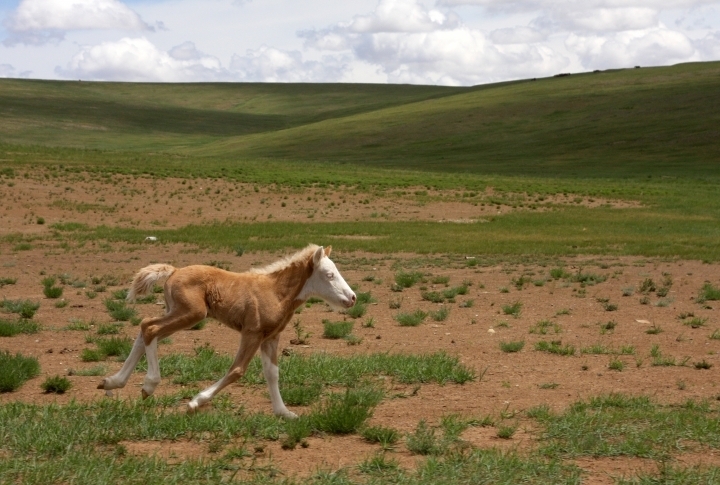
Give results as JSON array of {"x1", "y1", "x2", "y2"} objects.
[{"x1": 127, "y1": 264, "x2": 176, "y2": 302}]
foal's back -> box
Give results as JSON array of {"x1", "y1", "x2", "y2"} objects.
[{"x1": 166, "y1": 265, "x2": 287, "y2": 333}]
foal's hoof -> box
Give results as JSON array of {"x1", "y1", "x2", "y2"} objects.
[
  {"x1": 187, "y1": 402, "x2": 199, "y2": 413},
  {"x1": 97, "y1": 379, "x2": 107, "y2": 390},
  {"x1": 141, "y1": 389, "x2": 151, "y2": 400}
]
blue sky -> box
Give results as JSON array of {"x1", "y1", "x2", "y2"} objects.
[{"x1": 1, "y1": 0, "x2": 719, "y2": 85}]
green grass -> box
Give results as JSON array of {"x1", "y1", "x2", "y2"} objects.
[
  {"x1": 0, "y1": 277, "x2": 17, "y2": 287},
  {"x1": 0, "y1": 318, "x2": 40, "y2": 337},
  {"x1": 322, "y1": 320, "x2": 354, "y2": 339},
  {"x1": 502, "y1": 301, "x2": 522, "y2": 318},
  {"x1": 40, "y1": 375, "x2": 72, "y2": 394},
  {"x1": 395, "y1": 309, "x2": 428, "y2": 327},
  {"x1": 533, "y1": 393, "x2": 720, "y2": 459},
  {"x1": 500, "y1": 341, "x2": 525, "y2": 353},
  {"x1": 1, "y1": 299, "x2": 40, "y2": 319},
  {"x1": 0, "y1": 351, "x2": 40, "y2": 392},
  {"x1": 361, "y1": 425, "x2": 400, "y2": 447},
  {"x1": 535, "y1": 341, "x2": 576, "y2": 356}
]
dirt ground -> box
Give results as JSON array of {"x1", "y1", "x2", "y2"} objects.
[{"x1": 1, "y1": 171, "x2": 719, "y2": 484}]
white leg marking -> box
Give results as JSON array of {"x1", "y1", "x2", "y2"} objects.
[
  {"x1": 101, "y1": 332, "x2": 146, "y2": 392},
  {"x1": 261, "y1": 340, "x2": 296, "y2": 419},
  {"x1": 142, "y1": 338, "x2": 161, "y2": 398}
]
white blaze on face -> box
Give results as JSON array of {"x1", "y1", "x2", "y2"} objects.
[{"x1": 299, "y1": 246, "x2": 356, "y2": 311}]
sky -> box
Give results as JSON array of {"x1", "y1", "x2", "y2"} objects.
[{"x1": 1, "y1": 0, "x2": 720, "y2": 86}]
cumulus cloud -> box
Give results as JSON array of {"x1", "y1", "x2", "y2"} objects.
[
  {"x1": 229, "y1": 46, "x2": 347, "y2": 82},
  {"x1": 695, "y1": 31, "x2": 720, "y2": 59},
  {"x1": 57, "y1": 37, "x2": 231, "y2": 82},
  {"x1": 4, "y1": 0, "x2": 150, "y2": 45},
  {"x1": 566, "y1": 27, "x2": 698, "y2": 69},
  {"x1": 0, "y1": 64, "x2": 32, "y2": 78},
  {"x1": 301, "y1": 0, "x2": 568, "y2": 85}
]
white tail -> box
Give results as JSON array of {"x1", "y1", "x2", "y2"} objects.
[{"x1": 127, "y1": 264, "x2": 176, "y2": 301}]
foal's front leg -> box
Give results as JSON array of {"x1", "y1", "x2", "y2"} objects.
[
  {"x1": 187, "y1": 331, "x2": 263, "y2": 412},
  {"x1": 261, "y1": 336, "x2": 297, "y2": 419}
]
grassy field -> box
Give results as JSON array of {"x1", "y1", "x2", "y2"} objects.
[{"x1": 2, "y1": 63, "x2": 720, "y2": 482}]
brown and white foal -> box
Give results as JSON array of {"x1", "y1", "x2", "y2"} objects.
[{"x1": 98, "y1": 244, "x2": 356, "y2": 417}]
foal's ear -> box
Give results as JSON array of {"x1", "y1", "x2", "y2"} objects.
[
  {"x1": 324, "y1": 246, "x2": 332, "y2": 257},
  {"x1": 313, "y1": 246, "x2": 325, "y2": 265}
]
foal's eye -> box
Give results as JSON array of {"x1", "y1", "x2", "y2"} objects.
[{"x1": 326, "y1": 272, "x2": 334, "y2": 279}]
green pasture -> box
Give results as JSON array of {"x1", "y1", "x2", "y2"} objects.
[{"x1": 3, "y1": 63, "x2": 720, "y2": 482}]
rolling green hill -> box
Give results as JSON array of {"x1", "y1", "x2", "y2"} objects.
[{"x1": 2, "y1": 61, "x2": 719, "y2": 178}]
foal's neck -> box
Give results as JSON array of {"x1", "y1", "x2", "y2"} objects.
[{"x1": 269, "y1": 260, "x2": 313, "y2": 304}]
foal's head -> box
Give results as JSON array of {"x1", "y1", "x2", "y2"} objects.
[{"x1": 301, "y1": 246, "x2": 356, "y2": 311}]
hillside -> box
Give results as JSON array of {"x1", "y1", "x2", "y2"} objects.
[{"x1": 1, "y1": 61, "x2": 719, "y2": 178}]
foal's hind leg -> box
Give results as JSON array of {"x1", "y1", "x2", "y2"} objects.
[
  {"x1": 188, "y1": 331, "x2": 263, "y2": 412},
  {"x1": 97, "y1": 331, "x2": 146, "y2": 396},
  {"x1": 139, "y1": 309, "x2": 206, "y2": 399},
  {"x1": 261, "y1": 336, "x2": 296, "y2": 419}
]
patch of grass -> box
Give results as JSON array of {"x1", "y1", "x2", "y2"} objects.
[
  {"x1": 96, "y1": 336, "x2": 133, "y2": 359},
  {"x1": 608, "y1": 358, "x2": 624, "y2": 371},
  {"x1": 535, "y1": 340, "x2": 575, "y2": 356},
  {"x1": 0, "y1": 350, "x2": 40, "y2": 392},
  {"x1": 345, "y1": 302, "x2": 367, "y2": 319},
  {"x1": 530, "y1": 320, "x2": 558, "y2": 335},
  {"x1": 1, "y1": 299, "x2": 40, "y2": 319},
  {"x1": 539, "y1": 382, "x2": 559, "y2": 389},
  {"x1": 698, "y1": 282, "x2": 720, "y2": 303},
  {"x1": 356, "y1": 291, "x2": 376, "y2": 304},
  {"x1": 646, "y1": 323, "x2": 663, "y2": 335},
  {"x1": 0, "y1": 277, "x2": 17, "y2": 287},
  {"x1": 97, "y1": 323, "x2": 123, "y2": 335},
  {"x1": 499, "y1": 341, "x2": 525, "y2": 353},
  {"x1": 395, "y1": 309, "x2": 428, "y2": 327},
  {"x1": 550, "y1": 268, "x2": 571, "y2": 279},
  {"x1": 41, "y1": 375, "x2": 72, "y2": 394},
  {"x1": 0, "y1": 318, "x2": 40, "y2": 337},
  {"x1": 358, "y1": 453, "x2": 401, "y2": 475},
  {"x1": 571, "y1": 271, "x2": 607, "y2": 286},
  {"x1": 70, "y1": 365, "x2": 107, "y2": 376},
  {"x1": 422, "y1": 291, "x2": 445, "y2": 303},
  {"x1": 406, "y1": 419, "x2": 442, "y2": 455},
  {"x1": 502, "y1": 301, "x2": 522, "y2": 318},
  {"x1": 42, "y1": 278, "x2": 64, "y2": 299},
  {"x1": 496, "y1": 424, "x2": 518, "y2": 439},
  {"x1": 684, "y1": 316, "x2": 708, "y2": 328},
  {"x1": 280, "y1": 382, "x2": 323, "y2": 406},
  {"x1": 394, "y1": 271, "x2": 424, "y2": 289},
  {"x1": 66, "y1": 318, "x2": 92, "y2": 331},
  {"x1": 694, "y1": 359, "x2": 713, "y2": 370},
  {"x1": 534, "y1": 393, "x2": 720, "y2": 460},
  {"x1": 81, "y1": 348, "x2": 106, "y2": 362},
  {"x1": 311, "y1": 387, "x2": 382, "y2": 435},
  {"x1": 322, "y1": 319, "x2": 354, "y2": 339},
  {"x1": 104, "y1": 299, "x2": 137, "y2": 322},
  {"x1": 639, "y1": 278, "x2": 656, "y2": 294},
  {"x1": 429, "y1": 306, "x2": 450, "y2": 322},
  {"x1": 361, "y1": 425, "x2": 400, "y2": 448}
]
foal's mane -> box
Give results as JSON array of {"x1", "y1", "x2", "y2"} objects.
[{"x1": 249, "y1": 244, "x2": 319, "y2": 275}]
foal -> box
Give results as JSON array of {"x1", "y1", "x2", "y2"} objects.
[{"x1": 98, "y1": 244, "x2": 356, "y2": 417}]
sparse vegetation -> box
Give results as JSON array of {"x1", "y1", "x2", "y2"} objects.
[{"x1": 0, "y1": 350, "x2": 40, "y2": 392}]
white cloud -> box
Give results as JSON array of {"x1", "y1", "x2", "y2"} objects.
[
  {"x1": 302, "y1": 0, "x2": 569, "y2": 85},
  {"x1": 490, "y1": 26, "x2": 546, "y2": 44},
  {"x1": 566, "y1": 27, "x2": 698, "y2": 68},
  {"x1": 229, "y1": 46, "x2": 347, "y2": 82},
  {"x1": 340, "y1": 0, "x2": 460, "y2": 33},
  {"x1": 695, "y1": 30, "x2": 720, "y2": 58},
  {"x1": 4, "y1": 0, "x2": 150, "y2": 45},
  {"x1": 56, "y1": 37, "x2": 231, "y2": 82}
]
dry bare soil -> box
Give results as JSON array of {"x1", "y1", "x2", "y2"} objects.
[{"x1": 1, "y1": 173, "x2": 719, "y2": 484}]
